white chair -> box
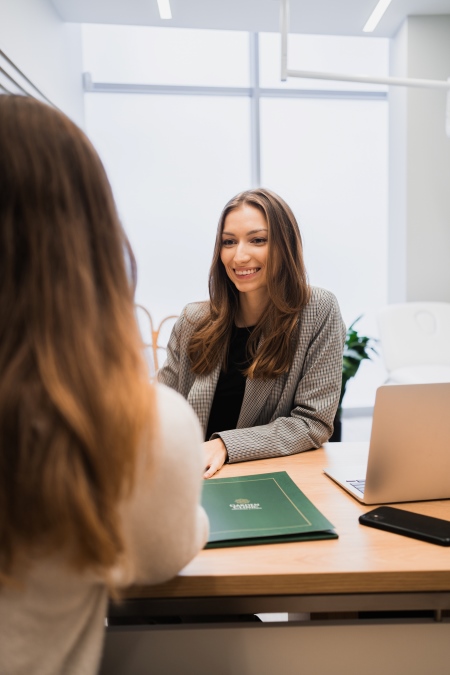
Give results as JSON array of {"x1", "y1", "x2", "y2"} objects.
[
  {"x1": 134, "y1": 305, "x2": 178, "y2": 379},
  {"x1": 377, "y1": 302, "x2": 450, "y2": 384}
]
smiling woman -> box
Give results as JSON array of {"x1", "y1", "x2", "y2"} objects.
[{"x1": 158, "y1": 188, "x2": 346, "y2": 477}]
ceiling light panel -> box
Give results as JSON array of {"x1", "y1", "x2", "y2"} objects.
[
  {"x1": 157, "y1": 0, "x2": 172, "y2": 20},
  {"x1": 363, "y1": 0, "x2": 392, "y2": 33}
]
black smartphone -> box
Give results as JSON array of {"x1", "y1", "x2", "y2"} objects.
[{"x1": 359, "y1": 506, "x2": 450, "y2": 546}]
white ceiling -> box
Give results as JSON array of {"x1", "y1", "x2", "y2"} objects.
[{"x1": 50, "y1": 0, "x2": 450, "y2": 37}]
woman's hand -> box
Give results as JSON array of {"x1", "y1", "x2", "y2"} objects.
[{"x1": 203, "y1": 438, "x2": 228, "y2": 479}]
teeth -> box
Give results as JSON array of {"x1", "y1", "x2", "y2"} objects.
[{"x1": 235, "y1": 268, "x2": 259, "y2": 276}]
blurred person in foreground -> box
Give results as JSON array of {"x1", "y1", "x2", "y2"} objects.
[{"x1": 0, "y1": 95, "x2": 208, "y2": 675}]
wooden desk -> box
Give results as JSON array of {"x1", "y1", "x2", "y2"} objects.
[
  {"x1": 111, "y1": 442, "x2": 450, "y2": 619},
  {"x1": 103, "y1": 443, "x2": 450, "y2": 675}
]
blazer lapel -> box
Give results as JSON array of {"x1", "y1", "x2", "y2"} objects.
[
  {"x1": 187, "y1": 363, "x2": 221, "y2": 436},
  {"x1": 237, "y1": 376, "x2": 277, "y2": 429}
]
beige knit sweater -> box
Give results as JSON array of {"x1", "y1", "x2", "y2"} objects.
[{"x1": 0, "y1": 385, "x2": 209, "y2": 675}]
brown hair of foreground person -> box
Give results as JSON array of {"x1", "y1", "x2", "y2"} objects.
[{"x1": 0, "y1": 95, "x2": 152, "y2": 586}]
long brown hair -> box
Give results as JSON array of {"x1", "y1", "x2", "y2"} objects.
[
  {"x1": 0, "y1": 96, "x2": 152, "y2": 584},
  {"x1": 188, "y1": 188, "x2": 310, "y2": 378}
]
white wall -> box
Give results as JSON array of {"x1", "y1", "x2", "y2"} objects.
[
  {"x1": 388, "y1": 20, "x2": 408, "y2": 303},
  {"x1": 389, "y1": 15, "x2": 450, "y2": 303},
  {"x1": 0, "y1": 0, "x2": 84, "y2": 126}
]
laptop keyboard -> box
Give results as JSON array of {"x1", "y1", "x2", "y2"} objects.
[{"x1": 347, "y1": 479, "x2": 365, "y2": 494}]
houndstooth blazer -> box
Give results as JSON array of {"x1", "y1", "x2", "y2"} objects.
[{"x1": 158, "y1": 286, "x2": 346, "y2": 464}]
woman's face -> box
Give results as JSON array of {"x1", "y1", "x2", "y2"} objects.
[{"x1": 220, "y1": 204, "x2": 269, "y2": 301}]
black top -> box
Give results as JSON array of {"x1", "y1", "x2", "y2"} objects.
[{"x1": 205, "y1": 325, "x2": 254, "y2": 440}]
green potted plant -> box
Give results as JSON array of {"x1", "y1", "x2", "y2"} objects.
[{"x1": 330, "y1": 317, "x2": 378, "y2": 442}]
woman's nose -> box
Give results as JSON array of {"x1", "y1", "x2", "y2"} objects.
[{"x1": 233, "y1": 242, "x2": 251, "y2": 263}]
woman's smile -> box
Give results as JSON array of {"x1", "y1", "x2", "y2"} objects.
[{"x1": 234, "y1": 267, "x2": 261, "y2": 278}]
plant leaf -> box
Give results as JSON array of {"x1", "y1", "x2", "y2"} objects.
[{"x1": 340, "y1": 315, "x2": 378, "y2": 407}]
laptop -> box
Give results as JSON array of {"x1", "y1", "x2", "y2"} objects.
[{"x1": 323, "y1": 383, "x2": 450, "y2": 504}]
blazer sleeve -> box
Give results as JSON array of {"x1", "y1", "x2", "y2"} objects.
[
  {"x1": 112, "y1": 384, "x2": 209, "y2": 587},
  {"x1": 214, "y1": 291, "x2": 346, "y2": 463},
  {"x1": 157, "y1": 304, "x2": 207, "y2": 397}
]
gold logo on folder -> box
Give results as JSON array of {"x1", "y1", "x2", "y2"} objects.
[{"x1": 229, "y1": 498, "x2": 262, "y2": 511}]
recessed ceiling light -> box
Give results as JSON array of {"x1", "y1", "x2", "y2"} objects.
[
  {"x1": 157, "y1": 0, "x2": 172, "y2": 20},
  {"x1": 363, "y1": 0, "x2": 392, "y2": 33}
]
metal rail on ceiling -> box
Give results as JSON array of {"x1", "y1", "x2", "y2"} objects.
[{"x1": 279, "y1": 0, "x2": 450, "y2": 136}]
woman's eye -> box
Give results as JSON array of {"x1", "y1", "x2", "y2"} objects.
[
  {"x1": 222, "y1": 239, "x2": 235, "y2": 247},
  {"x1": 252, "y1": 238, "x2": 267, "y2": 245}
]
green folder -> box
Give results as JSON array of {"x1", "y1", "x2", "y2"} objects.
[{"x1": 202, "y1": 471, "x2": 337, "y2": 548}]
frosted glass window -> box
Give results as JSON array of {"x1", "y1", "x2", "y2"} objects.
[
  {"x1": 82, "y1": 28, "x2": 389, "y2": 404},
  {"x1": 82, "y1": 25, "x2": 250, "y2": 87},
  {"x1": 261, "y1": 97, "x2": 388, "y2": 406},
  {"x1": 84, "y1": 93, "x2": 251, "y2": 327},
  {"x1": 259, "y1": 33, "x2": 389, "y2": 92}
]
